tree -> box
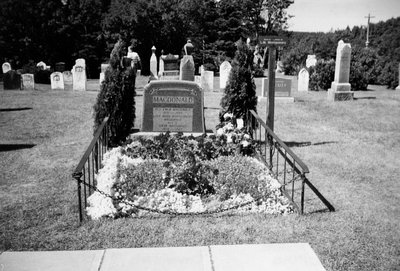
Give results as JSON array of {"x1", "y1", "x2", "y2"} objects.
[
  {"x1": 93, "y1": 40, "x2": 136, "y2": 146},
  {"x1": 220, "y1": 41, "x2": 257, "y2": 121}
]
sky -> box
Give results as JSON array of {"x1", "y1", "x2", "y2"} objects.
[{"x1": 286, "y1": 0, "x2": 400, "y2": 32}]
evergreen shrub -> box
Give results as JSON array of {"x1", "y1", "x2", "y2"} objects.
[
  {"x1": 93, "y1": 40, "x2": 136, "y2": 146},
  {"x1": 220, "y1": 40, "x2": 257, "y2": 121},
  {"x1": 309, "y1": 60, "x2": 335, "y2": 91}
]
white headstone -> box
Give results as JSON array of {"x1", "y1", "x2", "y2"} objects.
[
  {"x1": 22, "y1": 74, "x2": 35, "y2": 90},
  {"x1": 306, "y1": 55, "x2": 317, "y2": 68},
  {"x1": 36, "y1": 61, "x2": 46, "y2": 70},
  {"x1": 298, "y1": 68, "x2": 309, "y2": 92},
  {"x1": 195, "y1": 76, "x2": 201, "y2": 86},
  {"x1": 63, "y1": 71, "x2": 73, "y2": 85},
  {"x1": 219, "y1": 61, "x2": 232, "y2": 90},
  {"x1": 201, "y1": 71, "x2": 214, "y2": 92},
  {"x1": 199, "y1": 65, "x2": 204, "y2": 75},
  {"x1": 72, "y1": 58, "x2": 86, "y2": 91},
  {"x1": 2, "y1": 62, "x2": 11, "y2": 73},
  {"x1": 158, "y1": 56, "x2": 165, "y2": 77},
  {"x1": 150, "y1": 46, "x2": 157, "y2": 78},
  {"x1": 99, "y1": 63, "x2": 109, "y2": 85},
  {"x1": 51, "y1": 72, "x2": 65, "y2": 90}
]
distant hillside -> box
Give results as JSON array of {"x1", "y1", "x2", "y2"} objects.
[{"x1": 280, "y1": 17, "x2": 400, "y2": 88}]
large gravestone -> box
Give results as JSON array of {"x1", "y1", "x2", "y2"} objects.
[
  {"x1": 179, "y1": 55, "x2": 195, "y2": 81},
  {"x1": 51, "y1": 72, "x2": 65, "y2": 90},
  {"x1": 72, "y1": 58, "x2": 87, "y2": 91},
  {"x1": 328, "y1": 40, "x2": 353, "y2": 101},
  {"x1": 142, "y1": 80, "x2": 205, "y2": 133},
  {"x1": 298, "y1": 68, "x2": 309, "y2": 92},
  {"x1": 201, "y1": 71, "x2": 214, "y2": 92},
  {"x1": 3, "y1": 70, "x2": 21, "y2": 90},
  {"x1": 22, "y1": 74, "x2": 35, "y2": 90},
  {"x1": 219, "y1": 61, "x2": 232, "y2": 90},
  {"x1": 2, "y1": 62, "x2": 11, "y2": 73},
  {"x1": 306, "y1": 55, "x2": 317, "y2": 68}
]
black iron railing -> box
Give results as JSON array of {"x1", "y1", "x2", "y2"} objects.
[
  {"x1": 246, "y1": 110, "x2": 335, "y2": 214},
  {"x1": 72, "y1": 117, "x2": 109, "y2": 222}
]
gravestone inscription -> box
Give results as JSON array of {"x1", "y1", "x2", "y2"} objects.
[{"x1": 142, "y1": 80, "x2": 205, "y2": 133}]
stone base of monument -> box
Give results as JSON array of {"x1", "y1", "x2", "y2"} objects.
[
  {"x1": 258, "y1": 96, "x2": 295, "y2": 103},
  {"x1": 160, "y1": 71, "x2": 179, "y2": 80},
  {"x1": 327, "y1": 89, "x2": 354, "y2": 101}
]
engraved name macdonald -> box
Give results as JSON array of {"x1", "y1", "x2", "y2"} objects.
[{"x1": 153, "y1": 96, "x2": 194, "y2": 104}]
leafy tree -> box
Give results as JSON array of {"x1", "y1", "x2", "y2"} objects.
[{"x1": 220, "y1": 41, "x2": 257, "y2": 121}]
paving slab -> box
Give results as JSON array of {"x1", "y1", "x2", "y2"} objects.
[
  {"x1": 0, "y1": 250, "x2": 104, "y2": 271},
  {"x1": 100, "y1": 246, "x2": 212, "y2": 271},
  {"x1": 210, "y1": 243, "x2": 326, "y2": 271}
]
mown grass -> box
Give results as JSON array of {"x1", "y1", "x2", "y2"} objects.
[{"x1": 1, "y1": 78, "x2": 399, "y2": 271}]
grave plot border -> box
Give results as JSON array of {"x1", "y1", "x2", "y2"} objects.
[
  {"x1": 246, "y1": 109, "x2": 335, "y2": 214},
  {"x1": 72, "y1": 110, "x2": 335, "y2": 222}
]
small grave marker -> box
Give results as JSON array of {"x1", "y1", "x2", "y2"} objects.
[
  {"x1": 201, "y1": 71, "x2": 214, "y2": 92},
  {"x1": 22, "y1": 74, "x2": 35, "y2": 90},
  {"x1": 72, "y1": 58, "x2": 86, "y2": 91},
  {"x1": 298, "y1": 68, "x2": 309, "y2": 92},
  {"x1": 142, "y1": 80, "x2": 205, "y2": 133},
  {"x1": 219, "y1": 61, "x2": 232, "y2": 90},
  {"x1": 51, "y1": 72, "x2": 65, "y2": 90},
  {"x1": 2, "y1": 62, "x2": 11, "y2": 73},
  {"x1": 306, "y1": 55, "x2": 317, "y2": 68}
]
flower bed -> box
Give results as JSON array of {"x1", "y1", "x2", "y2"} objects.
[{"x1": 86, "y1": 129, "x2": 294, "y2": 219}]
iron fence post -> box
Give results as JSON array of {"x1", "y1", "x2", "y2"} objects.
[{"x1": 72, "y1": 172, "x2": 83, "y2": 223}]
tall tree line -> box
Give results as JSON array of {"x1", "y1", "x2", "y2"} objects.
[{"x1": 0, "y1": 0, "x2": 293, "y2": 77}]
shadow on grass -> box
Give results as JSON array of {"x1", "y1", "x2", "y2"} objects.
[
  {"x1": 354, "y1": 97, "x2": 376, "y2": 100},
  {"x1": 0, "y1": 107, "x2": 33, "y2": 112},
  {"x1": 0, "y1": 144, "x2": 36, "y2": 152},
  {"x1": 284, "y1": 141, "x2": 338, "y2": 148}
]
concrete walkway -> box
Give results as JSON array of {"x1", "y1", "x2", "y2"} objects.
[{"x1": 0, "y1": 243, "x2": 326, "y2": 271}]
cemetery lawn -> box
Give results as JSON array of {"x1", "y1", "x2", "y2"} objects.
[{"x1": 1, "y1": 78, "x2": 399, "y2": 271}]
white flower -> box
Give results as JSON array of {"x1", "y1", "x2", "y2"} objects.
[
  {"x1": 223, "y1": 112, "x2": 233, "y2": 120},
  {"x1": 240, "y1": 140, "x2": 250, "y2": 147},
  {"x1": 216, "y1": 128, "x2": 225, "y2": 136}
]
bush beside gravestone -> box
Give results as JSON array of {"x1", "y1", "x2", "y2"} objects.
[
  {"x1": 93, "y1": 39, "x2": 136, "y2": 146},
  {"x1": 220, "y1": 40, "x2": 257, "y2": 122}
]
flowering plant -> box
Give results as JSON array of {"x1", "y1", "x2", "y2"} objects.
[{"x1": 86, "y1": 130, "x2": 292, "y2": 219}]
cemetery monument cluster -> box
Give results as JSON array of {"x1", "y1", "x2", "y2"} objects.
[{"x1": 1, "y1": 58, "x2": 87, "y2": 91}]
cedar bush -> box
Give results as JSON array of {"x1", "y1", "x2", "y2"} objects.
[
  {"x1": 220, "y1": 40, "x2": 257, "y2": 121},
  {"x1": 93, "y1": 39, "x2": 136, "y2": 146},
  {"x1": 309, "y1": 59, "x2": 335, "y2": 91}
]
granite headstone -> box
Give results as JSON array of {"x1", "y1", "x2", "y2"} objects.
[{"x1": 142, "y1": 80, "x2": 205, "y2": 133}]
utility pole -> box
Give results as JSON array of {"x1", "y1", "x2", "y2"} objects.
[{"x1": 365, "y1": 13, "x2": 375, "y2": 47}]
